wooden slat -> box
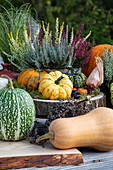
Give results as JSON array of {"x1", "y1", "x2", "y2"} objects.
[
  {"x1": 0, "y1": 140, "x2": 83, "y2": 169},
  {"x1": 10, "y1": 147, "x2": 113, "y2": 170}
]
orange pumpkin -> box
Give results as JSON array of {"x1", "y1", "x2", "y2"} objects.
[
  {"x1": 18, "y1": 68, "x2": 47, "y2": 90},
  {"x1": 78, "y1": 88, "x2": 88, "y2": 94},
  {"x1": 82, "y1": 44, "x2": 113, "y2": 77}
]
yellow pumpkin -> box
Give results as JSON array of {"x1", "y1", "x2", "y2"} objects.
[{"x1": 38, "y1": 71, "x2": 73, "y2": 100}]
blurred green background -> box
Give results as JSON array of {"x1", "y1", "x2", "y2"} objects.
[{"x1": 1, "y1": 0, "x2": 113, "y2": 45}]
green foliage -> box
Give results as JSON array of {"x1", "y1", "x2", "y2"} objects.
[
  {"x1": 1, "y1": 0, "x2": 113, "y2": 46},
  {"x1": 0, "y1": 2, "x2": 34, "y2": 63},
  {"x1": 103, "y1": 48, "x2": 113, "y2": 88},
  {"x1": 110, "y1": 83, "x2": 113, "y2": 106},
  {"x1": 7, "y1": 79, "x2": 46, "y2": 99},
  {"x1": 88, "y1": 87, "x2": 100, "y2": 97}
]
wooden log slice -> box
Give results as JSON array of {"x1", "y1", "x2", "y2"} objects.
[{"x1": 33, "y1": 92, "x2": 106, "y2": 118}]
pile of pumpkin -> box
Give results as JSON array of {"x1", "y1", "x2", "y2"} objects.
[
  {"x1": 17, "y1": 44, "x2": 112, "y2": 100},
  {"x1": 1, "y1": 44, "x2": 113, "y2": 152},
  {"x1": 17, "y1": 68, "x2": 88, "y2": 100}
]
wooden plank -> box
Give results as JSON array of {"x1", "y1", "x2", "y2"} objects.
[
  {"x1": 0, "y1": 140, "x2": 83, "y2": 169},
  {"x1": 13, "y1": 148, "x2": 113, "y2": 170}
]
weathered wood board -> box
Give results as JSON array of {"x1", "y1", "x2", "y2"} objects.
[{"x1": 0, "y1": 140, "x2": 83, "y2": 169}]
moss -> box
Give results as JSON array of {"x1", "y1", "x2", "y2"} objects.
[
  {"x1": 7, "y1": 80, "x2": 46, "y2": 99},
  {"x1": 7, "y1": 79, "x2": 100, "y2": 100}
]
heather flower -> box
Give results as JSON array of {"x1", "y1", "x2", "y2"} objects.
[
  {"x1": 55, "y1": 17, "x2": 59, "y2": 46},
  {"x1": 2, "y1": 18, "x2": 94, "y2": 71}
]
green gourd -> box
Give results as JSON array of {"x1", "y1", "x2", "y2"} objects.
[
  {"x1": 0, "y1": 75, "x2": 36, "y2": 141},
  {"x1": 110, "y1": 83, "x2": 113, "y2": 106},
  {"x1": 73, "y1": 72, "x2": 87, "y2": 89},
  {"x1": 67, "y1": 72, "x2": 87, "y2": 89}
]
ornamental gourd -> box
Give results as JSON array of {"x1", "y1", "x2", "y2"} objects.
[
  {"x1": 0, "y1": 75, "x2": 36, "y2": 141},
  {"x1": 73, "y1": 72, "x2": 87, "y2": 89},
  {"x1": 36, "y1": 107, "x2": 113, "y2": 151},
  {"x1": 78, "y1": 88, "x2": 88, "y2": 94},
  {"x1": 66, "y1": 72, "x2": 87, "y2": 89},
  {"x1": 18, "y1": 68, "x2": 47, "y2": 90},
  {"x1": 38, "y1": 71, "x2": 73, "y2": 100},
  {"x1": 82, "y1": 44, "x2": 113, "y2": 77}
]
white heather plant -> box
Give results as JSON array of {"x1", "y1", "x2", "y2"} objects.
[{"x1": 2, "y1": 18, "x2": 93, "y2": 71}]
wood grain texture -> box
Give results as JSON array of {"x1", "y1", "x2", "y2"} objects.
[
  {"x1": 6, "y1": 148, "x2": 113, "y2": 170},
  {"x1": 0, "y1": 140, "x2": 83, "y2": 169}
]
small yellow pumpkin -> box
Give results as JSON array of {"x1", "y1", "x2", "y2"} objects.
[{"x1": 38, "y1": 71, "x2": 73, "y2": 100}]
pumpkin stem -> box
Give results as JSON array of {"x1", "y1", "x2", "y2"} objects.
[
  {"x1": 55, "y1": 76, "x2": 64, "y2": 85},
  {"x1": 1, "y1": 74, "x2": 14, "y2": 89},
  {"x1": 36, "y1": 130, "x2": 54, "y2": 143}
]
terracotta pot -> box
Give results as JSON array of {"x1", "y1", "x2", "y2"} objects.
[{"x1": 0, "y1": 63, "x2": 18, "y2": 80}]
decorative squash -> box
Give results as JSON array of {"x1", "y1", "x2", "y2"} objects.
[
  {"x1": 0, "y1": 75, "x2": 36, "y2": 141},
  {"x1": 38, "y1": 71, "x2": 73, "y2": 100},
  {"x1": 78, "y1": 88, "x2": 88, "y2": 94},
  {"x1": 18, "y1": 68, "x2": 47, "y2": 90},
  {"x1": 82, "y1": 44, "x2": 113, "y2": 77},
  {"x1": 36, "y1": 107, "x2": 113, "y2": 151},
  {"x1": 73, "y1": 72, "x2": 87, "y2": 89},
  {"x1": 110, "y1": 83, "x2": 113, "y2": 106}
]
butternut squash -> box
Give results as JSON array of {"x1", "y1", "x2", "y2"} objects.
[{"x1": 36, "y1": 107, "x2": 113, "y2": 151}]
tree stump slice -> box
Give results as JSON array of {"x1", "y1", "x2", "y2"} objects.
[{"x1": 33, "y1": 92, "x2": 106, "y2": 118}]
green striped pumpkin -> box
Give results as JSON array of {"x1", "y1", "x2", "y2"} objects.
[
  {"x1": 0, "y1": 75, "x2": 36, "y2": 141},
  {"x1": 66, "y1": 72, "x2": 87, "y2": 89},
  {"x1": 73, "y1": 72, "x2": 87, "y2": 89}
]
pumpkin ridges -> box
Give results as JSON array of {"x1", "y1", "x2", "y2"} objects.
[
  {"x1": 48, "y1": 87, "x2": 55, "y2": 99},
  {"x1": 18, "y1": 68, "x2": 47, "y2": 90},
  {"x1": 59, "y1": 86, "x2": 67, "y2": 99},
  {"x1": 27, "y1": 71, "x2": 40, "y2": 90},
  {"x1": 39, "y1": 80, "x2": 53, "y2": 93},
  {"x1": 49, "y1": 86, "x2": 60, "y2": 100},
  {"x1": 38, "y1": 71, "x2": 73, "y2": 100},
  {"x1": 42, "y1": 84, "x2": 55, "y2": 97},
  {"x1": 61, "y1": 84, "x2": 70, "y2": 98},
  {"x1": 18, "y1": 68, "x2": 33, "y2": 79},
  {"x1": 60, "y1": 80, "x2": 73, "y2": 90},
  {"x1": 18, "y1": 70, "x2": 34, "y2": 85}
]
